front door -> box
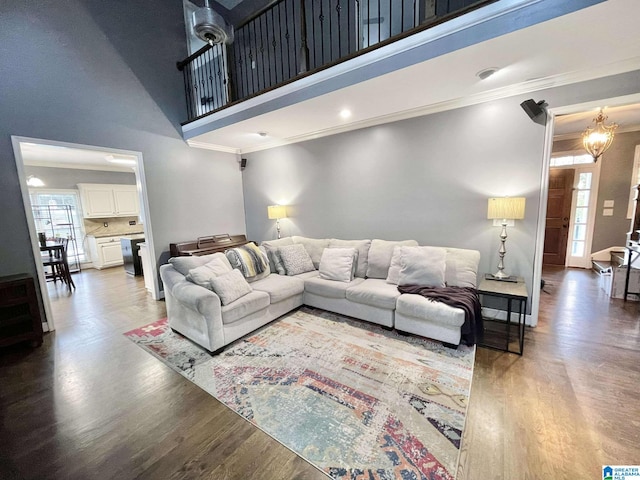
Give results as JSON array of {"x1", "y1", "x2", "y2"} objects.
[{"x1": 544, "y1": 168, "x2": 575, "y2": 265}]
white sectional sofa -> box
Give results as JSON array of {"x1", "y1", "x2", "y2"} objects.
[{"x1": 159, "y1": 236, "x2": 481, "y2": 354}]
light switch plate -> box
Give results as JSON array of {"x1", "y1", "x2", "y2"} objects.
[
  {"x1": 603, "y1": 209, "x2": 614, "y2": 216},
  {"x1": 604, "y1": 200, "x2": 615, "y2": 208}
]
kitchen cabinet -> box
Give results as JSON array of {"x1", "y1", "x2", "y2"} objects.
[
  {"x1": 77, "y1": 184, "x2": 139, "y2": 218},
  {"x1": 87, "y1": 236, "x2": 124, "y2": 269}
]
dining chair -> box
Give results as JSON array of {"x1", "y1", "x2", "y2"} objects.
[{"x1": 42, "y1": 237, "x2": 75, "y2": 290}]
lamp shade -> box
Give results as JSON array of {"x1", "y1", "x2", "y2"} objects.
[
  {"x1": 487, "y1": 197, "x2": 526, "y2": 220},
  {"x1": 267, "y1": 205, "x2": 287, "y2": 219}
]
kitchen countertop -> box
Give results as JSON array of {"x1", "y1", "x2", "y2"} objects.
[
  {"x1": 89, "y1": 232, "x2": 144, "y2": 238},
  {"x1": 120, "y1": 234, "x2": 145, "y2": 240}
]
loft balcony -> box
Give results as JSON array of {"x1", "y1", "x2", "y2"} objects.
[
  {"x1": 178, "y1": 0, "x2": 619, "y2": 152},
  {"x1": 178, "y1": 0, "x2": 495, "y2": 124}
]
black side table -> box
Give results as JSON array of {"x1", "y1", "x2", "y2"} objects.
[{"x1": 477, "y1": 276, "x2": 528, "y2": 355}]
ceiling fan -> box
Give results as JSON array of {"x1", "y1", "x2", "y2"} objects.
[{"x1": 192, "y1": 0, "x2": 234, "y2": 45}]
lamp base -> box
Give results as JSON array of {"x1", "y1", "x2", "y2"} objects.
[{"x1": 485, "y1": 273, "x2": 518, "y2": 282}]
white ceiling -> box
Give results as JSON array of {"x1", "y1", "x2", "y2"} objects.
[{"x1": 187, "y1": 0, "x2": 640, "y2": 153}]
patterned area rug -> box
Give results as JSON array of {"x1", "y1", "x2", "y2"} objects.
[{"x1": 124, "y1": 307, "x2": 475, "y2": 479}]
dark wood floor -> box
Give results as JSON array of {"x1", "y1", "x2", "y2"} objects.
[{"x1": 1, "y1": 266, "x2": 639, "y2": 479}]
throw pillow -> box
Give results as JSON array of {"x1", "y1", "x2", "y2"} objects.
[
  {"x1": 225, "y1": 242, "x2": 269, "y2": 279},
  {"x1": 445, "y1": 248, "x2": 481, "y2": 288},
  {"x1": 318, "y1": 247, "x2": 357, "y2": 282},
  {"x1": 385, "y1": 246, "x2": 403, "y2": 285},
  {"x1": 366, "y1": 239, "x2": 419, "y2": 279},
  {"x1": 292, "y1": 236, "x2": 330, "y2": 269},
  {"x1": 185, "y1": 255, "x2": 233, "y2": 288},
  {"x1": 261, "y1": 237, "x2": 293, "y2": 273},
  {"x1": 169, "y1": 252, "x2": 227, "y2": 277},
  {"x1": 277, "y1": 244, "x2": 315, "y2": 276},
  {"x1": 328, "y1": 239, "x2": 371, "y2": 278},
  {"x1": 397, "y1": 246, "x2": 447, "y2": 287},
  {"x1": 209, "y1": 269, "x2": 252, "y2": 305}
]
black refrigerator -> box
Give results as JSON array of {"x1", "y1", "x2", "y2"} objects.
[{"x1": 120, "y1": 237, "x2": 145, "y2": 276}]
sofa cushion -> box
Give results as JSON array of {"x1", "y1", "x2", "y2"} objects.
[
  {"x1": 292, "y1": 236, "x2": 330, "y2": 268},
  {"x1": 445, "y1": 248, "x2": 481, "y2": 288},
  {"x1": 366, "y1": 239, "x2": 419, "y2": 279},
  {"x1": 210, "y1": 269, "x2": 253, "y2": 306},
  {"x1": 220, "y1": 290, "x2": 270, "y2": 324},
  {"x1": 304, "y1": 276, "x2": 365, "y2": 299},
  {"x1": 329, "y1": 239, "x2": 371, "y2": 278},
  {"x1": 169, "y1": 252, "x2": 228, "y2": 277},
  {"x1": 278, "y1": 244, "x2": 316, "y2": 276},
  {"x1": 261, "y1": 237, "x2": 293, "y2": 273},
  {"x1": 251, "y1": 274, "x2": 305, "y2": 304},
  {"x1": 398, "y1": 246, "x2": 447, "y2": 287},
  {"x1": 185, "y1": 256, "x2": 233, "y2": 288},
  {"x1": 318, "y1": 247, "x2": 357, "y2": 283},
  {"x1": 293, "y1": 270, "x2": 320, "y2": 280},
  {"x1": 346, "y1": 278, "x2": 401, "y2": 310},
  {"x1": 396, "y1": 294, "x2": 466, "y2": 328}
]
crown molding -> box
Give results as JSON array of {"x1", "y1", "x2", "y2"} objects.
[{"x1": 186, "y1": 140, "x2": 240, "y2": 154}]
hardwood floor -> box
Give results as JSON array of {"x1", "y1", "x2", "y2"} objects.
[{"x1": 1, "y1": 266, "x2": 639, "y2": 479}]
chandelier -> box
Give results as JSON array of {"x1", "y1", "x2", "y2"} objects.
[{"x1": 582, "y1": 109, "x2": 617, "y2": 162}]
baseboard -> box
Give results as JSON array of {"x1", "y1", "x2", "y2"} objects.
[{"x1": 482, "y1": 306, "x2": 534, "y2": 327}]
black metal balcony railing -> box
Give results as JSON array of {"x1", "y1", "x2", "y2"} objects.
[{"x1": 177, "y1": 0, "x2": 494, "y2": 124}]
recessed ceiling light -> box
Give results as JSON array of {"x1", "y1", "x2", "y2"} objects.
[
  {"x1": 339, "y1": 109, "x2": 352, "y2": 119},
  {"x1": 258, "y1": 132, "x2": 268, "y2": 137},
  {"x1": 476, "y1": 67, "x2": 500, "y2": 80}
]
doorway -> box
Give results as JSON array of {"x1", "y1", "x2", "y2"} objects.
[
  {"x1": 544, "y1": 155, "x2": 600, "y2": 268},
  {"x1": 12, "y1": 136, "x2": 160, "y2": 331}
]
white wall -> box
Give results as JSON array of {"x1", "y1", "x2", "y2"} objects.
[
  {"x1": 243, "y1": 96, "x2": 543, "y2": 294},
  {"x1": 0, "y1": 0, "x2": 246, "y2": 317}
]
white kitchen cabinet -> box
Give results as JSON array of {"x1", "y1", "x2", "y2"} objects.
[
  {"x1": 77, "y1": 184, "x2": 139, "y2": 218},
  {"x1": 87, "y1": 236, "x2": 124, "y2": 269}
]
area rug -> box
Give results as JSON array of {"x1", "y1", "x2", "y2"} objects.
[{"x1": 124, "y1": 307, "x2": 475, "y2": 479}]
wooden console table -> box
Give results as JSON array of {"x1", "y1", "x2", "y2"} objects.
[{"x1": 0, "y1": 274, "x2": 43, "y2": 348}]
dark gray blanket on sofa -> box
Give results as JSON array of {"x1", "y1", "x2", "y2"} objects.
[{"x1": 397, "y1": 285, "x2": 483, "y2": 346}]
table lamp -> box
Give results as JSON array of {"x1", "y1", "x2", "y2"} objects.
[
  {"x1": 267, "y1": 205, "x2": 287, "y2": 239},
  {"x1": 487, "y1": 197, "x2": 526, "y2": 281}
]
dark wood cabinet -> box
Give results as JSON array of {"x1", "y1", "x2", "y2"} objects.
[{"x1": 0, "y1": 274, "x2": 44, "y2": 348}]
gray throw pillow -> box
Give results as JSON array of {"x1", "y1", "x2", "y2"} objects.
[
  {"x1": 209, "y1": 269, "x2": 252, "y2": 305},
  {"x1": 397, "y1": 246, "x2": 447, "y2": 287},
  {"x1": 385, "y1": 246, "x2": 403, "y2": 285},
  {"x1": 185, "y1": 256, "x2": 233, "y2": 288},
  {"x1": 169, "y1": 252, "x2": 228, "y2": 277},
  {"x1": 328, "y1": 239, "x2": 371, "y2": 278},
  {"x1": 366, "y1": 239, "x2": 419, "y2": 279},
  {"x1": 278, "y1": 244, "x2": 315, "y2": 276},
  {"x1": 292, "y1": 236, "x2": 330, "y2": 269},
  {"x1": 261, "y1": 237, "x2": 293, "y2": 273},
  {"x1": 318, "y1": 247, "x2": 357, "y2": 282}
]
